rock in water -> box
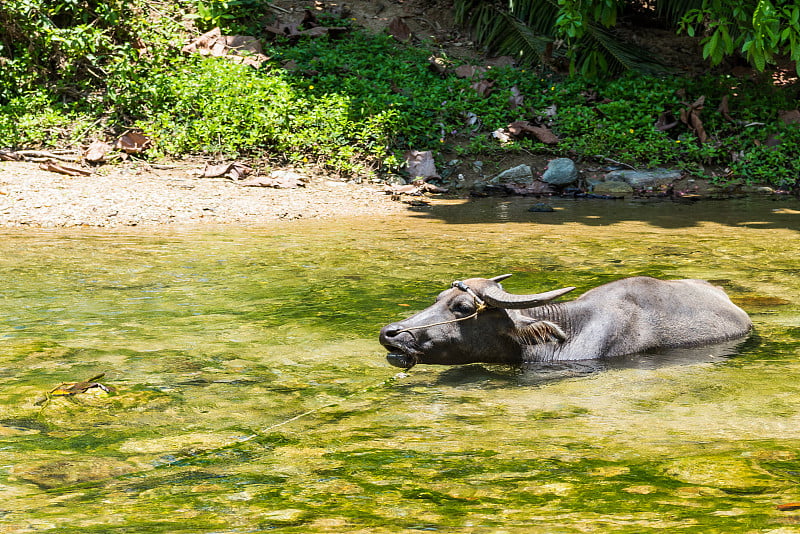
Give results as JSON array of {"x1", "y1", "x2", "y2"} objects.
[
  {"x1": 528, "y1": 202, "x2": 554, "y2": 212},
  {"x1": 605, "y1": 169, "x2": 682, "y2": 188},
  {"x1": 593, "y1": 181, "x2": 633, "y2": 195},
  {"x1": 490, "y1": 164, "x2": 533, "y2": 184},
  {"x1": 542, "y1": 158, "x2": 578, "y2": 185}
]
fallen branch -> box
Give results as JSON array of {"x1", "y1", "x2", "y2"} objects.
[
  {"x1": 0, "y1": 150, "x2": 22, "y2": 161},
  {"x1": 16, "y1": 150, "x2": 80, "y2": 162},
  {"x1": 593, "y1": 155, "x2": 637, "y2": 171},
  {"x1": 39, "y1": 160, "x2": 92, "y2": 176},
  {"x1": 268, "y1": 3, "x2": 290, "y2": 13}
]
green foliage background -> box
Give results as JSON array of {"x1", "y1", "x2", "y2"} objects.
[{"x1": 0, "y1": 0, "x2": 798, "y2": 185}]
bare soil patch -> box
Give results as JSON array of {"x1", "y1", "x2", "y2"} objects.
[{"x1": 0, "y1": 161, "x2": 406, "y2": 228}]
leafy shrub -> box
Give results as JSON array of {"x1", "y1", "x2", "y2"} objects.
[
  {"x1": 189, "y1": 0, "x2": 272, "y2": 35},
  {"x1": 127, "y1": 55, "x2": 401, "y2": 174},
  {"x1": 0, "y1": 0, "x2": 151, "y2": 102},
  {"x1": 0, "y1": 0, "x2": 798, "y2": 186},
  {"x1": 455, "y1": 0, "x2": 800, "y2": 79}
]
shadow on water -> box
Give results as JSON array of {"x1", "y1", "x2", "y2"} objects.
[
  {"x1": 433, "y1": 336, "x2": 753, "y2": 388},
  {"x1": 408, "y1": 197, "x2": 800, "y2": 231}
]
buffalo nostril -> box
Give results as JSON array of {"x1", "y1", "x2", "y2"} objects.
[{"x1": 379, "y1": 324, "x2": 403, "y2": 344}]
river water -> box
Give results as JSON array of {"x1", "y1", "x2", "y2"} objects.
[{"x1": 1, "y1": 197, "x2": 798, "y2": 533}]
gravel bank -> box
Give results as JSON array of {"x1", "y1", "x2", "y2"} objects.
[{"x1": 0, "y1": 162, "x2": 408, "y2": 227}]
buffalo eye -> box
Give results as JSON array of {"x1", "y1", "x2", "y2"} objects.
[{"x1": 452, "y1": 299, "x2": 476, "y2": 317}]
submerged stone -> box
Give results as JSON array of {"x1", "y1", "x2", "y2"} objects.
[
  {"x1": 528, "y1": 202, "x2": 554, "y2": 212},
  {"x1": 662, "y1": 456, "x2": 774, "y2": 491},
  {"x1": 592, "y1": 181, "x2": 633, "y2": 195},
  {"x1": 12, "y1": 458, "x2": 136, "y2": 489},
  {"x1": 118, "y1": 432, "x2": 244, "y2": 455}
]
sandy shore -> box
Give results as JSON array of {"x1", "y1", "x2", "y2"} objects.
[{"x1": 0, "y1": 161, "x2": 408, "y2": 228}]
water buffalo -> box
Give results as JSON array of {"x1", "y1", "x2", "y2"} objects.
[{"x1": 379, "y1": 275, "x2": 752, "y2": 369}]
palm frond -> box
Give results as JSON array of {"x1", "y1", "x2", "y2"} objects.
[
  {"x1": 454, "y1": 0, "x2": 554, "y2": 66},
  {"x1": 656, "y1": 0, "x2": 705, "y2": 27},
  {"x1": 579, "y1": 24, "x2": 669, "y2": 75},
  {"x1": 486, "y1": 9, "x2": 554, "y2": 65},
  {"x1": 453, "y1": 0, "x2": 671, "y2": 77},
  {"x1": 508, "y1": 0, "x2": 560, "y2": 36}
]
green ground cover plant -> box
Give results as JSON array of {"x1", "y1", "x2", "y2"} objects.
[{"x1": 0, "y1": 0, "x2": 798, "y2": 186}]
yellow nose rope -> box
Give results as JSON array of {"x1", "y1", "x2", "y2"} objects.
[{"x1": 396, "y1": 280, "x2": 488, "y2": 334}]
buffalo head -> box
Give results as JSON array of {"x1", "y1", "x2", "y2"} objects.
[{"x1": 379, "y1": 275, "x2": 575, "y2": 368}]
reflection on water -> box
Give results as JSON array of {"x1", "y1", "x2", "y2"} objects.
[
  {"x1": 0, "y1": 197, "x2": 798, "y2": 532},
  {"x1": 514, "y1": 336, "x2": 754, "y2": 385}
]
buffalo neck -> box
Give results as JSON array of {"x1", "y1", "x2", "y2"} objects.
[
  {"x1": 526, "y1": 302, "x2": 579, "y2": 333},
  {"x1": 521, "y1": 301, "x2": 583, "y2": 361}
]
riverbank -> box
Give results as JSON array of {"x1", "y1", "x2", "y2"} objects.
[
  {"x1": 0, "y1": 161, "x2": 408, "y2": 228},
  {"x1": 2, "y1": 159, "x2": 797, "y2": 228}
]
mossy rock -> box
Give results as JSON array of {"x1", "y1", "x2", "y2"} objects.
[{"x1": 592, "y1": 181, "x2": 633, "y2": 195}]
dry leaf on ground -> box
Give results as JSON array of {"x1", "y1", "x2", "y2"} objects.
[
  {"x1": 84, "y1": 140, "x2": 113, "y2": 163},
  {"x1": 679, "y1": 95, "x2": 708, "y2": 143},
  {"x1": 203, "y1": 162, "x2": 253, "y2": 180},
  {"x1": 39, "y1": 161, "x2": 92, "y2": 176},
  {"x1": 182, "y1": 27, "x2": 270, "y2": 68},
  {"x1": 0, "y1": 150, "x2": 22, "y2": 161},
  {"x1": 387, "y1": 17, "x2": 412, "y2": 42},
  {"x1": 507, "y1": 120, "x2": 559, "y2": 144},
  {"x1": 115, "y1": 131, "x2": 151, "y2": 154}
]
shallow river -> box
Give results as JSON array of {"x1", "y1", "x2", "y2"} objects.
[{"x1": 1, "y1": 197, "x2": 799, "y2": 533}]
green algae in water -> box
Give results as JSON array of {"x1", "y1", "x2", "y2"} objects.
[{"x1": 0, "y1": 198, "x2": 799, "y2": 532}]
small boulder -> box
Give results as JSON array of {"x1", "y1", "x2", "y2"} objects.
[
  {"x1": 405, "y1": 150, "x2": 438, "y2": 180},
  {"x1": 740, "y1": 185, "x2": 775, "y2": 194},
  {"x1": 490, "y1": 164, "x2": 533, "y2": 184},
  {"x1": 541, "y1": 158, "x2": 578, "y2": 185}
]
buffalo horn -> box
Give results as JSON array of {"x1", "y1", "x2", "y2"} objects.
[{"x1": 481, "y1": 284, "x2": 576, "y2": 309}]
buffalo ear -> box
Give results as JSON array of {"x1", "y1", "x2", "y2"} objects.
[{"x1": 511, "y1": 315, "x2": 566, "y2": 345}]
